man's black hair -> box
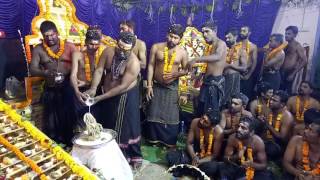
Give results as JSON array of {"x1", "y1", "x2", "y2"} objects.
[
  {"x1": 40, "y1": 20, "x2": 58, "y2": 34},
  {"x1": 202, "y1": 21, "x2": 218, "y2": 32},
  {"x1": 168, "y1": 24, "x2": 184, "y2": 38},
  {"x1": 270, "y1": 33, "x2": 284, "y2": 44},
  {"x1": 285, "y1": 26, "x2": 299, "y2": 35},
  {"x1": 273, "y1": 90, "x2": 289, "y2": 104},
  {"x1": 118, "y1": 31, "x2": 136, "y2": 47}
]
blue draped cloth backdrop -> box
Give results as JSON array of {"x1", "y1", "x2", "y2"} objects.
[{"x1": 0, "y1": 0, "x2": 281, "y2": 49}]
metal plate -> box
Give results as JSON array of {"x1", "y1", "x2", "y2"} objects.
[{"x1": 72, "y1": 129, "x2": 117, "y2": 149}]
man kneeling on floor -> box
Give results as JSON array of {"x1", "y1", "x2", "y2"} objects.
[{"x1": 166, "y1": 108, "x2": 224, "y2": 178}]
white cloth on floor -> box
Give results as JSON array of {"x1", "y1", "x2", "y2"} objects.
[{"x1": 71, "y1": 139, "x2": 133, "y2": 180}]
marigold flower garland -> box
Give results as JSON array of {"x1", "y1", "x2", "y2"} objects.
[
  {"x1": 0, "y1": 100, "x2": 97, "y2": 180},
  {"x1": 241, "y1": 41, "x2": 251, "y2": 62},
  {"x1": 302, "y1": 141, "x2": 320, "y2": 176},
  {"x1": 256, "y1": 98, "x2": 270, "y2": 115},
  {"x1": 265, "y1": 43, "x2": 287, "y2": 61},
  {"x1": 267, "y1": 112, "x2": 282, "y2": 139},
  {"x1": 84, "y1": 46, "x2": 104, "y2": 82},
  {"x1": 226, "y1": 43, "x2": 242, "y2": 64},
  {"x1": 238, "y1": 141, "x2": 254, "y2": 180},
  {"x1": 0, "y1": 135, "x2": 47, "y2": 180},
  {"x1": 163, "y1": 47, "x2": 176, "y2": 73},
  {"x1": 42, "y1": 40, "x2": 65, "y2": 60},
  {"x1": 296, "y1": 96, "x2": 309, "y2": 122},
  {"x1": 199, "y1": 128, "x2": 214, "y2": 158}
]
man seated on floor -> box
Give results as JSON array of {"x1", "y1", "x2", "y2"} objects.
[
  {"x1": 258, "y1": 90, "x2": 294, "y2": 162},
  {"x1": 286, "y1": 81, "x2": 320, "y2": 135},
  {"x1": 250, "y1": 82, "x2": 273, "y2": 118},
  {"x1": 166, "y1": 108, "x2": 223, "y2": 177},
  {"x1": 222, "y1": 116, "x2": 273, "y2": 180},
  {"x1": 283, "y1": 109, "x2": 320, "y2": 180},
  {"x1": 220, "y1": 93, "x2": 252, "y2": 138}
]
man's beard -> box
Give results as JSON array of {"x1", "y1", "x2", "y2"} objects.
[
  {"x1": 167, "y1": 41, "x2": 177, "y2": 48},
  {"x1": 226, "y1": 41, "x2": 235, "y2": 48},
  {"x1": 239, "y1": 34, "x2": 248, "y2": 40},
  {"x1": 236, "y1": 131, "x2": 250, "y2": 140},
  {"x1": 116, "y1": 50, "x2": 129, "y2": 61}
]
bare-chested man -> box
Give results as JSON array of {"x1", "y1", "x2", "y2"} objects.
[
  {"x1": 220, "y1": 93, "x2": 253, "y2": 138},
  {"x1": 145, "y1": 24, "x2": 188, "y2": 147},
  {"x1": 85, "y1": 32, "x2": 142, "y2": 168},
  {"x1": 249, "y1": 82, "x2": 273, "y2": 118},
  {"x1": 222, "y1": 117, "x2": 273, "y2": 180},
  {"x1": 239, "y1": 26, "x2": 258, "y2": 100},
  {"x1": 258, "y1": 90, "x2": 294, "y2": 161},
  {"x1": 119, "y1": 20, "x2": 147, "y2": 109},
  {"x1": 260, "y1": 34, "x2": 286, "y2": 90},
  {"x1": 70, "y1": 27, "x2": 104, "y2": 132},
  {"x1": 287, "y1": 81, "x2": 320, "y2": 135},
  {"x1": 223, "y1": 28, "x2": 248, "y2": 107},
  {"x1": 283, "y1": 109, "x2": 320, "y2": 180},
  {"x1": 187, "y1": 21, "x2": 227, "y2": 117},
  {"x1": 166, "y1": 108, "x2": 223, "y2": 178},
  {"x1": 281, "y1": 26, "x2": 308, "y2": 95},
  {"x1": 30, "y1": 21, "x2": 77, "y2": 145},
  {"x1": 119, "y1": 20, "x2": 147, "y2": 70}
]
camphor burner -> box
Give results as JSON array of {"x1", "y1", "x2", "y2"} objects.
[{"x1": 73, "y1": 113, "x2": 116, "y2": 148}]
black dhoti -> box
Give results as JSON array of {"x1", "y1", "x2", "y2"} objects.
[
  {"x1": 41, "y1": 80, "x2": 75, "y2": 145},
  {"x1": 261, "y1": 70, "x2": 281, "y2": 90},
  {"x1": 224, "y1": 72, "x2": 240, "y2": 107},
  {"x1": 98, "y1": 85, "x2": 142, "y2": 164}
]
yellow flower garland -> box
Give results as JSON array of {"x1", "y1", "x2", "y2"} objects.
[
  {"x1": 163, "y1": 47, "x2": 176, "y2": 73},
  {"x1": 0, "y1": 135, "x2": 47, "y2": 180},
  {"x1": 256, "y1": 98, "x2": 270, "y2": 115},
  {"x1": 0, "y1": 100, "x2": 97, "y2": 180},
  {"x1": 43, "y1": 40, "x2": 65, "y2": 60},
  {"x1": 296, "y1": 96, "x2": 309, "y2": 122},
  {"x1": 267, "y1": 112, "x2": 282, "y2": 139},
  {"x1": 238, "y1": 141, "x2": 255, "y2": 180},
  {"x1": 84, "y1": 46, "x2": 104, "y2": 82},
  {"x1": 226, "y1": 43, "x2": 242, "y2": 64},
  {"x1": 199, "y1": 127, "x2": 214, "y2": 158}
]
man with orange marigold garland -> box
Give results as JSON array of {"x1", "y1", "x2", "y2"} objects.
[
  {"x1": 70, "y1": 27, "x2": 104, "y2": 132},
  {"x1": 30, "y1": 21, "x2": 77, "y2": 145},
  {"x1": 222, "y1": 117, "x2": 273, "y2": 180},
  {"x1": 223, "y1": 28, "x2": 248, "y2": 107},
  {"x1": 257, "y1": 90, "x2": 294, "y2": 161},
  {"x1": 166, "y1": 108, "x2": 224, "y2": 178},
  {"x1": 283, "y1": 109, "x2": 320, "y2": 180},
  {"x1": 249, "y1": 82, "x2": 273, "y2": 119},
  {"x1": 260, "y1": 34, "x2": 286, "y2": 90},
  {"x1": 287, "y1": 81, "x2": 320, "y2": 136},
  {"x1": 145, "y1": 24, "x2": 188, "y2": 148}
]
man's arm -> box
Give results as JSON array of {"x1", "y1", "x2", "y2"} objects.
[
  {"x1": 89, "y1": 48, "x2": 109, "y2": 91},
  {"x1": 286, "y1": 97, "x2": 295, "y2": 113},
  {"x1": 178, "y1": 49, "x2": 189, "y2": 77},
  {"x1": 283, "y1": 136, "x2": 301, "y2": 177},
  {"x1": 224, "y1": 135, "x2": 237, "y2": 162},
  {"x1": 187, "y1": 119, "x2": 197, "y2": 160},
  {"x1": 138, "y1": 41, "x2": 147, "y2": 69},
  {"x1": 30, "y1": 47, "x2": 48, "y2": 77},
  {"x1": 219, "y1": 111, "x2": 227, "y2": 129},
  {"x1": 249, "y1": 100, "x2": 258, "y2": 117},
  {"x1": 227, "y1": 48, "x2": 248, "y2": 73},
  {"x1": 212, "y1": 127, "x2": 223, "y2": 160},
  {"x1": 194, "y1": 41, "x2": 227, "y2": 63},
  {"x1": 96, "y1": 56, "x2": 140, "y2": 101},
  {"x1": 264, "y1": 51, "x2": 285, "y2": 68},
  {"x1": 249, "y1": 139, "x2": 267, "y2": 170},
  {"x1": 147, "y1": 44, "x2": 157, "y2": 87},
  {"x1": 246, "y1": 44, "x2": 258, "y2": 77},
  {"x1": 70, "y1": 51, "x2": 81, "y2": 92}
]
